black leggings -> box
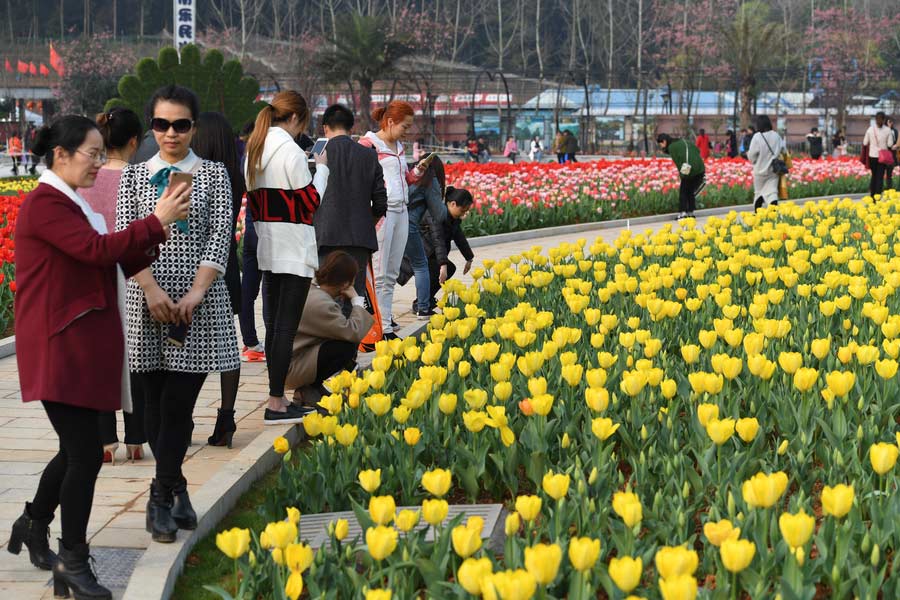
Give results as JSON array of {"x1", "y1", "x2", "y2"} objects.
[
  {"x1": 131, "y1": 371, "x2": 207, "y2": 490},
  {"x1": 425, "y1": 258, "x2": 457, "y2": 309},
  {"x1": 679, "y1": 173, "x2": 704, "y2": 213},
  {"x1": 315, "y1": 340, "x2": 358, "y2": 386},
  {"x1": 869, "y1": 157, "x2": 886, "y2": 197},
  {"x1": 30, "y1": 401, "x2": 103, "y2": 547},
  {"x1": 98, "y1": 386, "x2": 146, "y2": 446},
  {"x1": 263, "y1": 272, "x2": 311, "y2": 397}
]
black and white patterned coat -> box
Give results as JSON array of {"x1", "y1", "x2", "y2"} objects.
[{"x1": 116, "y1": 155, "x2": 240, "y2": 373}]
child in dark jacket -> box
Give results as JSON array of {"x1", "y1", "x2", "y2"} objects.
[{"x1": 399, "y1": 186, "x2": 475, "y2": 311}]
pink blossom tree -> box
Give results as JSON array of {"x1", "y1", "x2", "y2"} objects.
[{"x1": 52, "y1": 34, "x2": 136, "y2": 116}]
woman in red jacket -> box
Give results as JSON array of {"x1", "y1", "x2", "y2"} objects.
[{"x1": 7, "y1": 115, "x2": 189, "y2": 600}]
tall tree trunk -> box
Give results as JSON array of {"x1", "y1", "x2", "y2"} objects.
[
  {"x1": 359, "y1": 78, "x2": 374, "y2": 133},
  {"x1": 112, "y1": 0, "x2": 116, "y2": 38},
  {"x1": 83, "y1": 0, "x2": 89, "y2": 36},
  {"x1": 140, "y1": 0, "x2": 145, "y2": 39},
  {"x1": 740, "y1": 80, "x2": 753, "y2": 129}
]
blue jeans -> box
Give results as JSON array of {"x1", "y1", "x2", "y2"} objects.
[
  {"x1": 405, "y1": 203, "x2": 431, "y2": 312},
  {"x1": 238, "y1": 211, "x2": 269, "y2": 348}
]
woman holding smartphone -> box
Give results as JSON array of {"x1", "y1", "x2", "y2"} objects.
[
  {"x1": 116, "y1": 85, "x2": 239, "y2": 543},
  {"x1": 9, "y1": 115, "x2": 189, "y2": 599}
]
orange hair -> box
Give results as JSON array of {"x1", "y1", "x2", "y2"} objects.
[
  {"x1": 245, "y1": 90, "x2": 310, "y2": 188},
  {"x1": 371, "y1": 101, "x2": 415, "y2": 130}
]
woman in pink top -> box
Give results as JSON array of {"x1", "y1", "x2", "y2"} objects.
[
  {"x1": 79, "y1": 107, "x2": 145, "y2": 464},
  {"x1": 503, "y1": 136, "x2": 518, "y2": 163}
]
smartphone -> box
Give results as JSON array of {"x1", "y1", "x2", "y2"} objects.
[
  {"x1": 168, "y1": 172, "x2": 193, "y2": 234},
  {"x1": 310, "y1": 137, "x2": 328, "y2": 156},
  {"x1": 419, "y1": 152, "x2": 437, "y2": 168},
  {"x1": 167, "y1": 322, "x2": 189, "y2": 347}
]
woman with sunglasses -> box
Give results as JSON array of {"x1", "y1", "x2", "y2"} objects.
[
  {"x1": 9, "y1": 115, "x2": 189, "y2": 599},
  {"x1": 116, "y1": 85, "x2": 240, "y2": 543},
  {"x1": 244, "y1": 90, "x2": 328, "y2": 424}
]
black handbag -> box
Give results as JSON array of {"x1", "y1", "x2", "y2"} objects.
[{"x1": 760, "y1": 132, "x2": 789, "y2": 176}]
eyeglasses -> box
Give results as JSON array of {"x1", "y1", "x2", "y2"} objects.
[
  {"x1": 150, "y1": 118, "x2": 194, "y2": 134},
  {"x1": 75, "y1": 149, "x2": 108, "y2": 164}
]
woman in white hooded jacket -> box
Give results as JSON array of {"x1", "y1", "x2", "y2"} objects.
[
  {"x1": 359, "y1": 101, "x2": 425, "y2": 338},
  {"x1": 244, "y1": 91, "x2": 328, "y2": 423}
]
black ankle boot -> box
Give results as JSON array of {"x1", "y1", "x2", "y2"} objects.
[
  {"x1": 145, "y1": 480, "x2": 178, "y2": 543},
  {"x1": 207, "y1": 409, "x2": 236, "y2": 448},
  {"x1": 170, "y1": 479, "x2": 197, "y2": 530},
  {"x1": 52, "y1": 540, "x2": 111, "y2": 600},
  {"x1": 7, "y1": 502, "x2": 57, "y2": 570}
]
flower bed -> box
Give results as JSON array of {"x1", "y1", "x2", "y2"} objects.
[
  {"x1": 209, "y1": 194, "x2": 900, "y2": 599},
  {"x1": 448, "y1": 158, "x2": 870, "y2": 236}
]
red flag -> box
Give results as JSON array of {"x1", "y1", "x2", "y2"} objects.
[
  {"x1": 4, "y1": 59, "x2": 11, "y2": 73},
  {"x1": 28, "y1": 62, "x2": 37, "y2": 76},
  {"x1": 17, "y1": 60, "x2": 27, "y2": 74},
  {"x1": 49, "y1": 42, "x2": 64, "y2": 76},
  {"x1": 39, "y1": 63, "x2": 49, "y2": 77}
]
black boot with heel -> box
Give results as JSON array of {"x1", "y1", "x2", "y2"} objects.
[
  {"x1": 170, "y1": 479, "x2": 197, "y2": 530},
  {"x1": 207, "y1": 409, "x2": 236, "y2": 448},
  {"x1": 52, "y1": 540, "x2": 111, "y2": 600},
  {"x1": 6, "y1": 502, "x2": 57, "y2": 570},
  {"x1": 145, "y1": 479, "x2": 178, "y2": 543}
]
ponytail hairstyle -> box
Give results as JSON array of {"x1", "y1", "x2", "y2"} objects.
[
  {"x1": 245, "y1": 90, "x2": 310, "y2": 188},
  {"x1": 445, "y1": 186, "x2": 474, "y2": 208},
  {"x1": 315, "y1": 251, "x2": 359, "y2": 289},
  {"x1": 371, "y1": 100, "x2": 415, "y2": 131},
  {"x1": 31, "y1": 115, "x2": 98, "y2": 169},
  {"x1": 95, "y1": 107, "x2": 143, "y2": 151},
  {"x1": 416, "y1": 155, "x2": 446, "y2": 198}
]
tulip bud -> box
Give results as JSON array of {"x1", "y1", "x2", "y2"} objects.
[
  {"x1": 667, "y1": 416, "x2": 673, "y2": 430},
  {"x1": 861, "y1": 532, "x2": 871, "y2": 554},
  {"x1": 794, "y1": 547, "x2": 805, "y2": 566},
  {"x1": 871, "y1": 544, "x2": 880, "y2": 566},
  {"x1": 640, "y1": 425, "x2": 648, "y2": 440},
  {"x1": 618, "y1": 470, "x2": 625, "y2": 485},
  {"x1": 403, "y1": 547, "x2": 410, "y2": 562},
  {"x1": 856, "y1": 425, "x2": 863, "y2": 441},
  {"x1": 727, "y1": 492, "x2": 736, "y2": 517},
  {"x1": 682, "y1": 481, "x2": 691, "y2": 499},
  {"x1": 834, "y1": 449, "x2": 844, "y2": 466},
  {"x1": 665, "y1": 461, "x2": 673, "y2": 477},
  {"x1": 678, "y1": 511, "x2": 685, "y2": 528},
  {"x1": 797, "y1": 450, "x2": 805, "y2": 463},
  {"x1": 639, "y1": 451, "x2": 645, "y2": 465},
  {"x1": 750, "y1": 400, "x2": 756, "y2": 412},
  {"x1": 831, "y1": 565, "x2": 840, "y2": 584},
  {"x1": 800, "y1": 431, "x2": 808, "y2": 445},
  {"x1": 578, "y1": 479, "x2": 586, "y2": 496},
  {"x1": 588, "y1": 467, "x2": 598, "y2": 485},
  {"x1": 857, "y1": 398, "x2": 864, "y2": 411}
]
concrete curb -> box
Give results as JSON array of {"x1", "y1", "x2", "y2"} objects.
[
  {"x1": 122, "y1": 318, "x2": 431, "y2": 600},
  {"x1": 463, "y1": 193, "x2": 867, "y2": 250},
  {"x1": 0, "y1": 335, "x2": 14, "y2": 359}
]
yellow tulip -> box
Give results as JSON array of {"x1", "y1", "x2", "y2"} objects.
[
  {"x1": 869, "y1": 442, "x2": 899, "y2": 475},
  {"x1": 515, "y1": 495, "x2": 542, "y2": 522},
  {"x1": 778, "y1": 352, "x2": 803, "y2": 374},
  {"x1": 608, "y1": 556, "x2": 643, "y2": 593},
  {"x1": 368, "y1": 495, "x2": 396, "y2": 525},
  {"x1": 703, "y1": 519, "x2": 740, "y2": 547},
  {"x1": 568, "y1": 537, "x2": 601, "y2": 572},
  {"x1": 530, "y1": 394, "x2": 554, "y2": 416},
  {"x1": 320, "y1": 416, "x2": 338, "y2": 436},
  {"x1": 779, "y1": 510, "x2": 815, "y2": 550},
  {"x1": 463, "y1": 410, "x2": 488, "y2": 433},
  {"x1": 331, "y1": 518, "x2": 349, "y2": 541},
  {"x1": 696, "y1": 403, "x2": 719, "y2": 427},
  {"x1": 261, "y1": 521, "x2": 297, "y2": 549},
  {"x1": 458, "y1": 360, "x2": 472, "y2": 377},
  {"x1": 735, "y1": 417, "x2": 759, "y2": 442},
  {"x1": 875, "y1": 359, "x2": 898, "y2": 379},
  {"x1": 825, "y1": 371, "x2": 855, "y2": 397},
  {"x1": 215, "y1": 527, "x2": 250, "y2": 559},
  {"x1": 655, "y1": 546, "x2": 698, "y2": 579},
  {"x1": 438, "y1": 393, "x2": 458, "y2": 415},
  {"x1": 283, "y1": 542, "x2": 314, "y2": 573},
  {"x1": 706, "y1": 418, "x2": 735, "y2": 445},
  {"x1": 451, "y1": 523, "x2": 483, "y2": 558},
  {"x1": 810, "y1": 338, "x2": 830, "y2": 360},
  {"x1": 720, "y1": 538, "x2": 755, "y2": 573},
  {"x1": 334, "y1": 423, "x2": 359, "y2": 446},
  {"x1": 658, "y1": 573, "x2": 697, "y2": 600},
  {"x1": 585, "y1": 387, "x2": 610, "y2": 412},
  {"x1": 586, "y1": 368, "x2": 608, "y2": 388},
  {"x1": 422, "y1": 499, "x2": 449, "y2": 526},
  {"x1": 302, "y1": 413, "x2": 323, "y2": 437},
  {"x1": 541, "y1": 471, "x2": 570, "y2": 500},
  {"x1": 591, "y1": 416, "x2": 620, "y2": 441},
  {"x1": 504, "y1": 512, "x2": 520, "y2": 536},
  {"x1": 358, "y1": 469, "x2": 381, "y2": 493},
  {"x1": 612, "y1": 491, "x2": 643, "y2": 527},
  {"x1": 317, "y1": 393, "x2": 343, "y2": 415},
  {"x1": 524, "y1": 543, "x2": 562, "y2": 585},
  {"x1": 660, "y1": 379, "x2": 677, "y2": 399},
  {"x1": 856, "y1": 344, "x2": 879, "y2": 364},
  {"x1": 792, "y1": 367, "x2": 819, "y2": 392},
  {"x1": 527, "y1": 377, "x2": 548, "y2": 396},
  {"x1": 395, "y1": 509, "x2": 420, "y2": 532},
  {"x1": 286, "y1": 506, "x2": 301, "y2": 525},
  {"x1": 403, "y1": 427, "x2": 421, "y2": 446},
  {"x1": 741, "y1": 471, "x2": 789, "y2": 508},
  {"x1": 481, "y1": 569, "x2": 537, "y2": 600},
  {"x1": 365, "y1": 525, "x2": 398, "y2": 560},
  {"x1": 821, "y1": 484, "x2": 854, "y2": 518},
  {"x1": 365, "y1": 393, "x2": 392, "y2": 416},
  {"x1": 284, "y1": 571, "x2": 304, "y2": 600},
  {"x1": 273, "y1": 436, "x2": 290, "y2": 454},
  {"x1": 458, "y1": 557, "x2": 494, "y2": 595},
  {"x1": 365, "y1": 589, "x2": 392, "y2": 600}
]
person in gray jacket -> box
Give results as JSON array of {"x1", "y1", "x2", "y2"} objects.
[
  {"x1": 287, "y1": 251, "x2": 373, "y2": 407},
  {"x1": 314, "y1": 104, "x2": 388, "y2": 295}
]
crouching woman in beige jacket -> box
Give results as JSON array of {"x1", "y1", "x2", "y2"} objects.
[{"x1": 287, "y1": 251, "x2": 374, "y2": 407}]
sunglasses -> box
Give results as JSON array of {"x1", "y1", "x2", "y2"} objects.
[{"x1": 150, "y1": 118, "x2": 194, "y2": 134}]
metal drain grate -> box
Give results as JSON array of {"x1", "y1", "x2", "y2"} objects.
[{"x1": 299, "y1": 504, "x2": 502, "y2": 550}]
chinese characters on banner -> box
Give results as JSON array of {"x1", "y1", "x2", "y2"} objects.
[{"x1": 174, "y1": 0, "x2": 195, "y2": 51}]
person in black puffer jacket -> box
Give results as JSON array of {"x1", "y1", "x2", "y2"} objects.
[{"x1": 399, "y1": 186, "x2": 475, "y2": 311}]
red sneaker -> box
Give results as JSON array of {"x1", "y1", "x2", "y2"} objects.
[{"x1": 241, "y1": 345, "x2": 266, "y2": 362}]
